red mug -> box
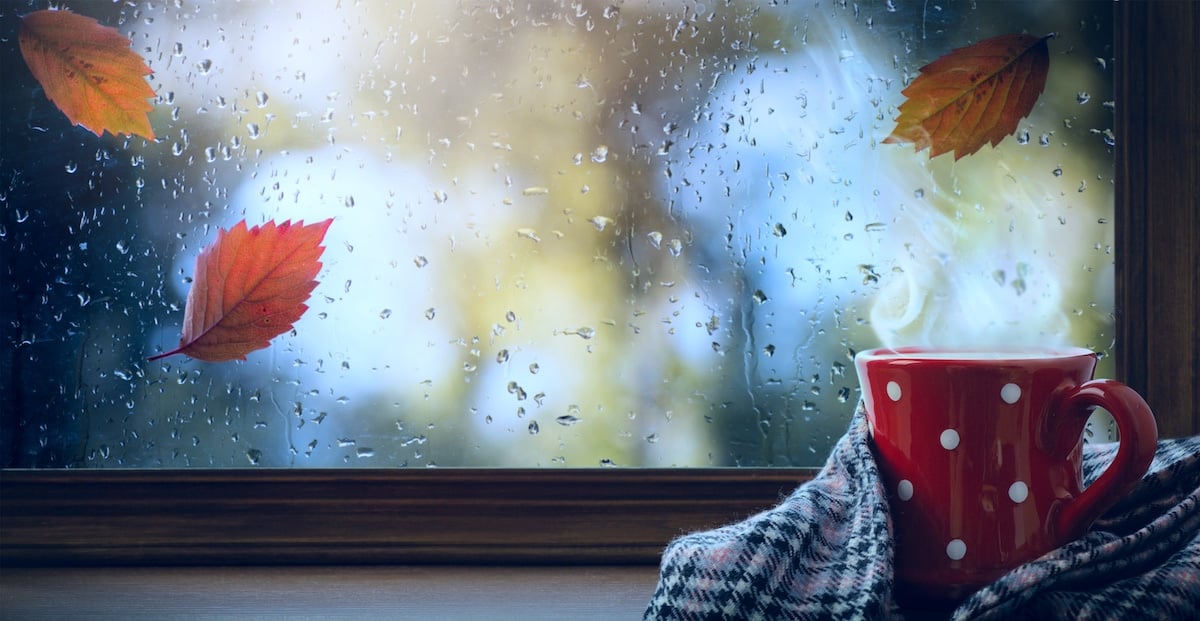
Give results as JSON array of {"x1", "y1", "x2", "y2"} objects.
[{"x1": 855, "y1": 347, "x2": 1158, "y2": 603}]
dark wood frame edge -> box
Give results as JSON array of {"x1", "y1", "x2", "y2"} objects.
[
  {"x1": 0, "y1": 469, "x2": 811, "y2": 566},
  {"x1": 1114, "y1": 1, "x2": 1199, "y2": 441}
]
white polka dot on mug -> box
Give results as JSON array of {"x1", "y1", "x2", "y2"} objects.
[
  {"x1": 887, "y1": 381, "x2": 902, "y2": 402},
  {"x1": 946, "y1": 539, "x2": 967, "y2": 561},
  {"x1": 1001, "y1": 383, "x2": 1022, "y2": 404}
]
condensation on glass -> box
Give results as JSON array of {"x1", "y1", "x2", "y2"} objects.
[{"x1": 0, "y1": 1, "x2": 1115, "y2": 467}]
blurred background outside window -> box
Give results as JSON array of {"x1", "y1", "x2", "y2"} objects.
[{"x1": 1, "y1": 1, "x2": 1115, "y2": 467}]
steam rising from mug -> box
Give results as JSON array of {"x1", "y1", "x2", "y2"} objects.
[
  {"x1": 868, "y1": 202, "x2": 1073, "y2": 349},
  {"x1": 865, "y1": 120, "x2": 1110, "y2": 350}
]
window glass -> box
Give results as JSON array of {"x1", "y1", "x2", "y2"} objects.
[{"x1": 1, "y1": 1, "x2": 1114, "y2": 467}]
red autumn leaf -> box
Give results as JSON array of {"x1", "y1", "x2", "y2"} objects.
[
  {"x1": 18, "y1": 9, "x2": 157, "y2": 140},
  {"x1": 148, "y1": 219, "x2": 333, "y2": 363},
  {"x1": 883, "y1": 33, "x2": 1051, "y2": 160}
]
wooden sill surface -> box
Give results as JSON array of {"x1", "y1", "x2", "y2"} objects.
[{"x1": 1, "y1": 565, "x2": 661, "y2": 620}]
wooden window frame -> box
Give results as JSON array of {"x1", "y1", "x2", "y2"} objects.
[{"x1": 1, "y1": 2, "x2": 1196, "y2": 568}]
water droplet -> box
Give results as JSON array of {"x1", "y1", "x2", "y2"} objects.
[
  {"x1": 647, "y1": 231, "x2": 663, "y2": 248},
  {"x1": 666, "y1": 239, "x2": 682, "y2": 257},
  {"x1": 115, "y1": 240, "x2": 129, "y2": 254},
  {"x1": 528, "y1": 421, "x2": 540, "y2": 435},
  {"x1": 1053, "y1": 166, "x2": 1063, "y2": 177},
  {"x1": 379, "y1": 309, "x2": 392, "y2": 319},
  {"x1": 645, "y1": 433, "x2": 659, "y2": 444},
  {"x1": 496, "y1": 349, "x2": 510, "y2": 363},
  {"x1": 256, "y1": 91, "x2": 269, "y2": 108},
  {"x1": 1076, "y1": 92, "x2": 1091, "y2": 104},
  {"x1": 752, "y1": 290, "x2": 768, "y2": 305},
  {"x1": 413, "y1": 255, "x2": 429, "y2": 268},
  {"x1": 356, "y1": 447, "x2": 375, "y2": 458},
  {"x1": 556, "y1": 414, "x2": 581, "y2": 426},
  {"x1": 506, "y1": 311, "x2": 517, "y2": 322},
  {"x1": 763, "y1": 344, "x2": 775, "y2": 357},
  {"x1": 516, "y1": 228, "x2": 542, "y2": 242},
  {"x1": 522, "y1": 187, "x2": 549, "y2": 196},
  {"x1": 247, "y1": 123, "x2": 262, "y2": 139},
  {"x1": 196, "y1": 59, "x2": 213, "y2": 74},
  {"x1": 64, "y1": 162, "x2": 77, "y2": 173},
  {"x1": 204, "y1": 146, "x2": 217, "y2": 162},
  {"x1": 772, "y1": 223, "x2": 787, "y2": 237},
  {"x1": 246, "y1": 449, "x2": 262, "y2": 465},
  {"x1": 588, "y1": 215, "x2": 613, "y2": 231},
  {"x1": 425, "y1": 308, "x2": 436, "y2": 320},
  {"x1": 590, "y1": 145, "x2": 609, "y2": 163},
  {"x1": 528, "y1": 363, "x2": 539, "y2": 374},
  {"x1": 864, "y1": 222, "x2": 887, "y2": 232}
]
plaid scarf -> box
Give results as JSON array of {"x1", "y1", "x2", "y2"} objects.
[{"x1": 644, "y1": 403, "x2": 1200, "y2": 620}]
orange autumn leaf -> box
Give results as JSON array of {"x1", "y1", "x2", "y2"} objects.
[
  {"x1": 148, "y1": 219, "x2": 333, "y2": 363},
  {"x1": 883, "y1": 33, "x2": 1051, "y2": 160},
  {"x1": 18, "y1": 8, "x2": 156, "y2": 140}
]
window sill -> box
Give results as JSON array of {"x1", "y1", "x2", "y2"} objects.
[{"x1": 1, "y1": 565, "x2": 661, "y2": 619}]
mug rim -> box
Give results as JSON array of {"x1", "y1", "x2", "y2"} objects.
[{"x1": 855, "y1": 345, "x2": 1097, "y2": 364}]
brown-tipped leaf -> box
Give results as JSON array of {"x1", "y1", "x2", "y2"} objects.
[
  {"x1": 18, "y1": 9, "x2": 157, "y2": 140},
  {"x1": 149, "y1": 219, "x2": 333, "y2": 363},
  {"x1": 883, "y1": 33, "x2": 1051, "y2": 160}
]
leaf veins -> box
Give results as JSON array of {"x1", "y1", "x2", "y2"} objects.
[
  {"x1": 883, "y1": 33, "x2": 1052, "y2": 160},
  {"x1": 149, "y1": 219, "x2": 333, "y2": 363},
  {"x1": 18, "y1": 9, "x2": 157, "y2": 140}
]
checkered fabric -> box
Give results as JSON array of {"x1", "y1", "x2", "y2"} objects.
[{"x1": 644, "y1": 403, "x2": 1200, "y2": 620}]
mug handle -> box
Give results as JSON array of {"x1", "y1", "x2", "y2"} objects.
[{"x1": 1051, "y1": 379, "x2": 1158, "y2": 540}]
